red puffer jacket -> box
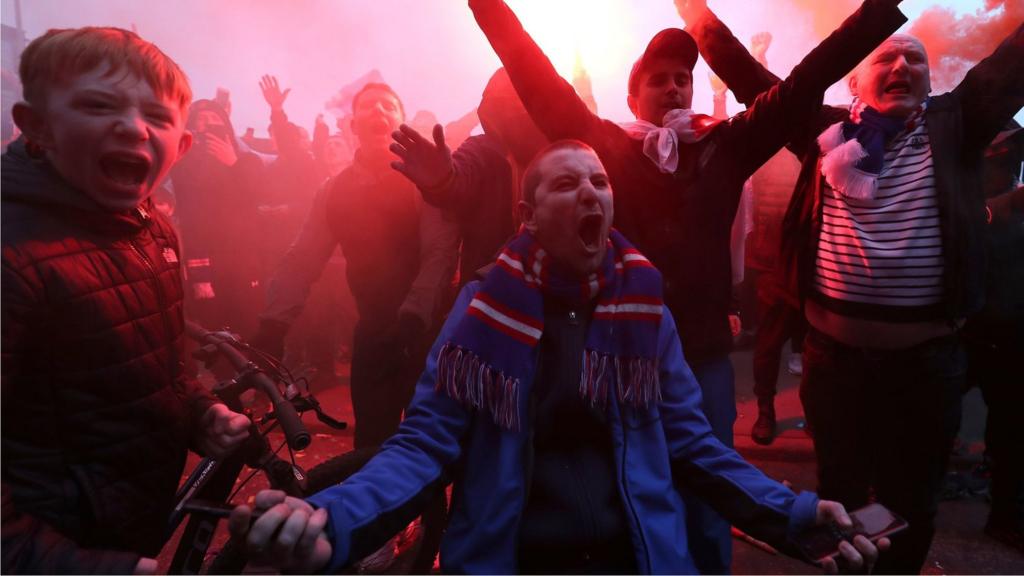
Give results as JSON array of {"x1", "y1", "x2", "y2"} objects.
[{"x1": 1, "y1": 140, "x2": 217, "y2": 573}]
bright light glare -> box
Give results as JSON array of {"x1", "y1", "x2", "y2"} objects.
[{"x1": 505, "y1": 0, "x2": 634, "y2": 85}]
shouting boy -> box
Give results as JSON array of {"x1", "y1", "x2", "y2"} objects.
[{"x1": 1, "y1": 27, "x2": 249, "y2": 574}]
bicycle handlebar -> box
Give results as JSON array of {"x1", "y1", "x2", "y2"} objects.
[{"x1": 185, "y1": 321, "x2": 311, "y2": 451}]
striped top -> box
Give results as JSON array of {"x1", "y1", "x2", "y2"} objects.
[{"x1": 813, "y1": 119, "x2": 945, "y2": 321}]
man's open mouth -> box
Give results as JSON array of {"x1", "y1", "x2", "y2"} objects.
[
  {"x1": 884, "y1": 80, "x2": 911, "y2": 95},
  {"x1": 100, "y1": 152, "x2": 151, "y2": 187},
  {"x1": 578, "y1": 213, "x2": 605, "y2": 253}
]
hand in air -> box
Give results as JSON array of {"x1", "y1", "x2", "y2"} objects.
[
  {"x1": 390, "y1": 124, "x2": 454, "y2": 191},
  {"x1": 674, "y1": 0, "x2": 709, "y2": 26},
  {"x1": 260, "y1": 74, "x2": 291, "y2": 111},
  {"x1": 750, "y1": 32, "x2": 773, "y2": 65},
  {"x1": 709, "y1": 72, "x2": 728, "y2": 97}
]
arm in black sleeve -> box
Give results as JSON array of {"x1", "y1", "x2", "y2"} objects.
[
  {"x1": 710, "y1": 0, "x2": 907, "y2": 174},
  {"x1": 688, "y1": 2, "x2": 897, "y2": 159},
  {"x1": 421, "y1": 136, "x2": 504, "y2": 214},
  {"x1": 951, "y1": 24, "x2": 1024, "y2": 154},
  {"x1": 470, "y1": 0, "x2": 608, "y2": 145}
]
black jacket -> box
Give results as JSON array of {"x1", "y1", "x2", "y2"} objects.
[
  {"x1": 472, "y1": 0, "x2": 905, "y2": 366},
  {"x1": 419, "y1": 133, "x2": 518, "y2": 286},
  {"x1": 689, "y1": 12, "x2": 1024, "y2": 322},
  {"x1": 1, "y1": 140, "x2": 217, "y2": 573}
]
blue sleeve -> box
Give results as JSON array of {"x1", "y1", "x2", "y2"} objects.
[
  {"x1": 655, "y1": 307, "x2": 818, "y2": 553},
  {"x1": 306, "y1": 284, "x2": 479, "y2": 572}
]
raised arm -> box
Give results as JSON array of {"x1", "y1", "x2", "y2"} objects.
[
  {"x1": 702, "y1": 0, "x2": 907, "y2": 172},
  {"x1": 470, "y1": 0, "x2": 606, "y2": 144},
  {"x1": 951, "y1": 24, "x2": 1024, "y2": 154},
  {"x1": 260, "y1": 74, "x2": 309, "y2": 162},
  {"x1": 681, "y1": 1, "x2": 780, "y2": 108}
]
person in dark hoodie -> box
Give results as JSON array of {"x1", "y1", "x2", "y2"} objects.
[
  {"x1": 170, "y1": 97, "x2": 266, "y2": 337},
  {"x1": 390, "y1": 68, "x2": 548, "y2": 286},
  {"x1": 1, "y1": 27, "x2": 249, "y2": 574}
]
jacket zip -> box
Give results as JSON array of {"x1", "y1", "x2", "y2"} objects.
[
  {"x1": 619, "y1": 413, "x2": 650, "y2": 573},
  {"x1": 128, "y1": 207, "x2": 177, "y2": 369}
]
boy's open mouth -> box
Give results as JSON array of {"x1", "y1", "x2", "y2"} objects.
[
  {"x1": 100, "y1": 152, "x2": 151, "y2": 187},
  {"x1": 578, "y1": 213, "x2": 605, "y2": 253}
]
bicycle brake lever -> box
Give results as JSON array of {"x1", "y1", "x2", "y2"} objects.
[
  {"x1": 290, "y1": 394, "x2": 348, "y2": 430},
  {"x1": 315, "y1": 410, "x2": 348, "y2": 430}
]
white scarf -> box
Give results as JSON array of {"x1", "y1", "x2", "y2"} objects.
[{"x1": 619, "y1": 108, "x2": 717, "y2": 174}]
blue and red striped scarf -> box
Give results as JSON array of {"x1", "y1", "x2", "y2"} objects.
[{"x1": 436, "y1": 229, "x2": 664, "y2": 431}]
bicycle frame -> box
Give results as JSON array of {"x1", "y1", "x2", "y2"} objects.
[{"x1": 167, "y1": 323, "x2": 318, "y2": 574}]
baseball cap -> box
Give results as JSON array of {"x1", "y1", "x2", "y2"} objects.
[{"x1": 628, "y1": 28, "x2": 699, "y2": 96}]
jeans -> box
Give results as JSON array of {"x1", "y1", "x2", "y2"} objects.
[
  {"x1": 799, "y1": 327, "x2": 965, "y2": 574},
  {"x1": 683, "y1": 356, "x2": 736, "y2": 574}
]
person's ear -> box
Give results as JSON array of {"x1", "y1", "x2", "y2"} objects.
[
  {"x1": 847, "y1": 74, "x2": 859, "y2": 99},
  {"x1": 12, "y1": 102, "x2": 53, "y2": 149},
  {"x1": 178, "y1": 129, "x2": 194, "y2": 157},
  {"x1": 626, "y1": 94, "x2": 639, "y2": 117},
  {"x1": 517, "y1": 200, "x2": 539, "y2": 234}
]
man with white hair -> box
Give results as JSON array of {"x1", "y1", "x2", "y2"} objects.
[{"x1": 679, "y1": 2, "x2": 1024, "y2": 571}]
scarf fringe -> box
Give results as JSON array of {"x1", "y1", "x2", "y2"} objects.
[
  {"x1": 436, "y1": 343, "x2": 520, "y2": 431},
  {"x1": 580, "y1": 350, "x2": 661, "y2": 409},
  {"x1": 818, "y1": 123, "x2": 876, "y2": 201}
]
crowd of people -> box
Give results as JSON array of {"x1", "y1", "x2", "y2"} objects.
[{"x1": 1, "y1": 0, "x2": 1021, "y2": 573}]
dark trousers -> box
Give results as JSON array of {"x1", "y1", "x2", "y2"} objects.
[
  {"x1": 349, "y1": 322, "x2": 423, "y2": 449},
  {"x1": 752, "y1": 294, "x2": 807, "y2": 401},
  {"x1": 684, "y1": 356, "x2": 736, "y2": 575},
  {"x1": 967, "y1": 325, "x2": 1024, "y2": 530},
  {"x1": 799, "y1": 327, "x2": 965, "y2": 574}
]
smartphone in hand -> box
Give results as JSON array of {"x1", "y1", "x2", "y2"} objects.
[{"x1": 795, "y1": 503, "x2": 908, "y2": 564}]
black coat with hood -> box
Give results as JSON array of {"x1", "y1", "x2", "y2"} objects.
[{"x1": 1, "y1": 139, "x2": 218, "y2": 573}]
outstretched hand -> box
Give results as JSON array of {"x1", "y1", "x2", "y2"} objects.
[
  {"x1": 390, "y1": 123, "x2": 454, "y2": 191},
  {"x1": 260, "y1": 74, "x2": 291, "y2": 111},
  {"x1": 674, "y1": 0, "x2": 709, "y2": 26},
  {"x1": 815, "y1": 500, "x2": 891, "y2": 574}
]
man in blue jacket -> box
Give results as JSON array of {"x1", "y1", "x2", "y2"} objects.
[{"x1": 229, "y1": 141, "x2": 885, "y2": 574}]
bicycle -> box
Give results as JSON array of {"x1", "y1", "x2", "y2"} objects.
[{"x1": 166, "y1": 322, "x2": 444, "y2": 574}]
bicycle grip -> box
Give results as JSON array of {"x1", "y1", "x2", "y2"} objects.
[{"x1": 273, "y1": 398, "x2": 311, "y2": 451}]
